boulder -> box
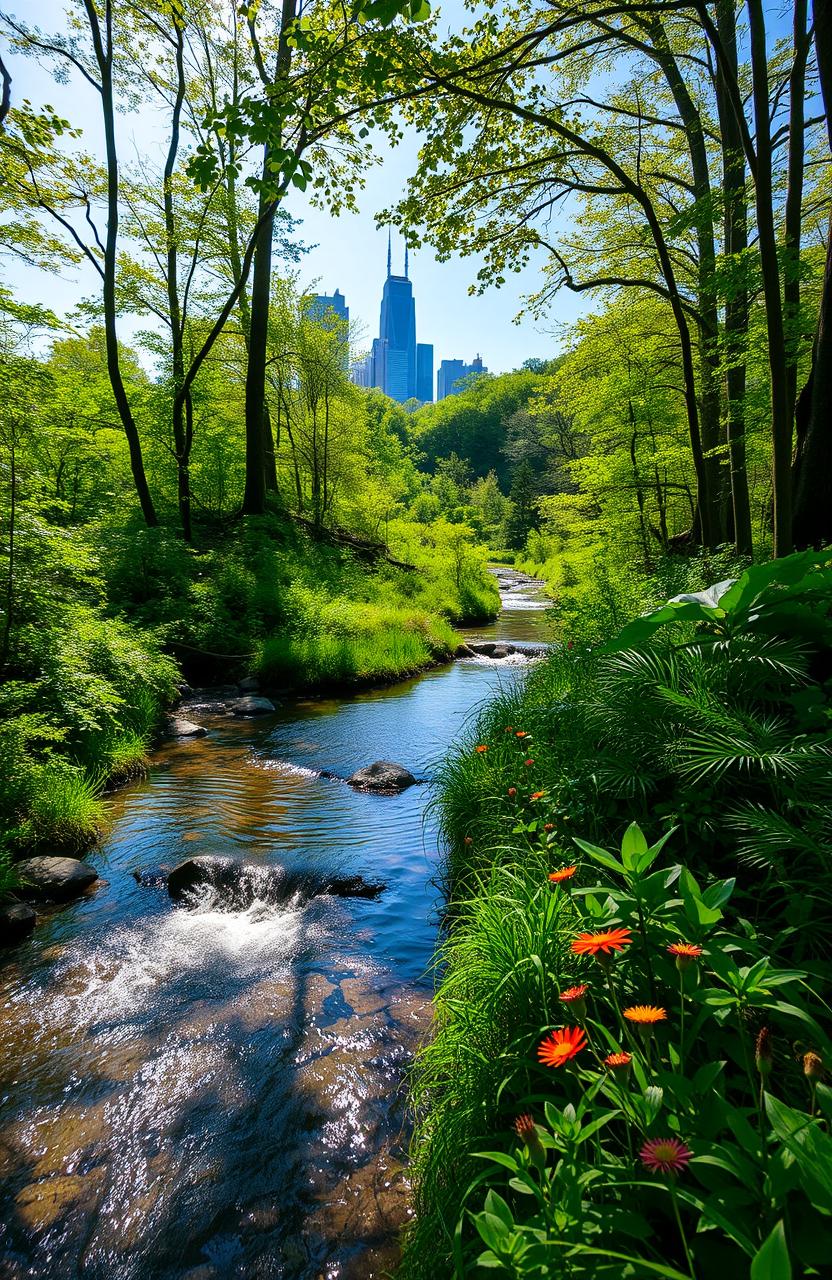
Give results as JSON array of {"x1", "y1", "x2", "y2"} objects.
[
  {"x1": 455, "y1": 642, "x2": 476, "y2": 658},
  {"x1": 166, "y1": 855, "x2": 385, "y2": 907},
  {"x1": 167, "y1": 855, "x2": 238, "y2": 901},
  {"x1": 231, "y1": 695, "x2": 276, "y2": 717},
  {"x1": 467, "y1": 641, "x2": 517, "y2": 658},
  {"x1": 168, "y1": 716, "x2": 207, "y2": 738},
  {"x1": 16, "y1": 856, "x2": 98, "y2": 901},
  {"x1": 347, "y1": 761, "x2": 417, "y2": 793},
  {"x1": 0, "y1": 900, "x2": 37, "y2": 945},
  {"x1": 237, "y1": 676, "x2": 261, "y2": 693}
]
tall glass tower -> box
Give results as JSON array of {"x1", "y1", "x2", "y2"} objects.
[{"x1": 378, "y1": 237, "x2": 417, "y2": 401}]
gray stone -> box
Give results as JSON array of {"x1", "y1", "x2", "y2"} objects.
[
  {"x1": 168, "y1": 716, "x2": 207, "y2": 738},
  {"x1": 0, "y1": 900, "x2": 37, "y2": 945},
  {"x1": 16, "y1": 856, "x2": 98, "y2": 901},
  {"x1": 231, "y1": 695, "x2": 276, "y2": 717},
  {"x1": 168, "y1": 855, "x2": 238, "y2": 901},
  {"x1": 467, "y1": 641, "x2": 517, "y2": 658},
  {"x1": 237, "y1": 676, "x2": 261, "y2": 693},
  {"x1": 455, "y1": 643, "x2": 476, "y2": 658},
  {"x1": 347, "y1": 761, "x2": 417, "y2": 793}
]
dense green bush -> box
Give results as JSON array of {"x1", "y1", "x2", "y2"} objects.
[{"x1": 402, "y1": 550, "x2": 832, "y2": 1278}]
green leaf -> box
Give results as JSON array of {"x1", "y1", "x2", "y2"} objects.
[
  {"x1": 573, "y1": 835, "x2": 625, "y2": 875},
  {"x1": 621, "y1": 821, "x2": 648, "y2": 870},
  {"x1": 751, "y1": 1221, "x2": 791, "y2": 1280}
]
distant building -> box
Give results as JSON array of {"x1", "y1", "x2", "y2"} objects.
[
  {"x1": 305, "y1": 288, "x2": 349, "y2": 328},
  {"x1": 437, "y1": 353, "x2": 488, "y2": 400},
  {"x1": 416, "y1": 343, "x2": 434, "y2": 403}
]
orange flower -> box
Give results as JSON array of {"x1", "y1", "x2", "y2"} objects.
[
  {"x1": 464, "y1": 836, "x2": 473, "y2": 846},
  {"x1": 548, "y1": 866, "x2": 577, "y2": 885},
  {"x1": 508, "y1": 786, "x2": 517, "y2": 798},
  {"x1": 640, "y1": 1137, "x2": 692, "y2": 1177},
  {"x1": 530, "y1": 790, "x2": 546, "y2": 801},
  {"x1": 571, "y1": 927, "x2": 632, "y2": 957},
  {"x1": 543, "y1": 822, "x2": 555, "y2": 832},
  {"x1": 667, "y1": 942, "x2": 702, "y2": 959},
  {"x1": 804, "y1": 1052, "x2": 824, "y2": 1080},
  {"x1": 537, "y1": 1025, "x2": 586, "y2": 1068},
  {"x1": 515, "y1": 730, "x2": 528, "y2": 738},
  {"x1": 604, "y1": 1051, "x2": 632, "y2": 1071},
  {"x1": 524, "y1": 758, "x2": 535, "y2": 767},
  {"x1": 624, "y1": 1005, "x2": 667, "y2": 1025},
  {"x1": 552, "y1": 983, "x2": 586, "y2": 1003},
  {"x1": 475, "y1": 744, "x2": 488, "y2": 754}
]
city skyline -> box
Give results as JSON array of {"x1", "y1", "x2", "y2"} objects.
[{"x1": 340, "y1": 235, "x2": 489, "y2": 403}]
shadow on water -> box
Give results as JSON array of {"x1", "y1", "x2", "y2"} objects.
[{"x1": 0, "y1": 573, "x2": 551, "y2": 1279}]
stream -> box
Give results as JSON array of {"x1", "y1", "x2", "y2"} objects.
[{"x1": 0, "y1": 571, "x2": 552, "y2": 1280}]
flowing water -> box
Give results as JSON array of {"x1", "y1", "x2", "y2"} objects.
[{"x1": 0, "y1": 572, "x2": 551, "y2": 1280}]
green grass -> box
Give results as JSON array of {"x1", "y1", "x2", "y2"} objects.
[
  {"x1": 25, "y1": 761, "x2": 105, "y2": 853},
  {"x1": 257, "y1": 605, "x2": 458, "y2": 689}
]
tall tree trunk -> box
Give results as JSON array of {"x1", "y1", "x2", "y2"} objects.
[
  {"x1": 715, "y1": 0, "x2": 753, "y2": 556},
  {"x1": 784, "y1": 0, "x2": 809, "y2": 426},
  {"x1": 83, "y1": 0, "x2": 157, "y2": 527},
  {"x1": 792, "y1": 0, "x2": 832, "y2": 548},
  {"x1": 646, "y1": 17, "x2": 725, "y2": 544},
  {"x1": 242, "y1": 0, "x2": 296, "y2": 516},
  {"x1": 164, "y1": 12, "x2": 191, "y2": 541},
  {"x1": 747, "y1": 0, "x2": 793, "y2": 556}
]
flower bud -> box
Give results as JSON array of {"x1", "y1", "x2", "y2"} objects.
[
  {"x1": 804, "y1": 1052, "x2": 824, "y2": 1081},
  {"x1": 513, "y1": 1113, "x2": 545, "y2": 1169},
  {"x1": 755, "y1": 1027, "x2": 773, "y2": 1079}
]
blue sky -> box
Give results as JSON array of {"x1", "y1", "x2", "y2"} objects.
[{"x1": 2, "y1": 0, "x2": 588, "y2": 374}]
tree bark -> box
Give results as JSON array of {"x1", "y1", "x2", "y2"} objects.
[
  {"x1": 164, "y1": 11, "x2": 191, "y2": 542},
  {"x1": 747, "y1": 0, "x2": 793, "y2": 556},
  {"x1": 242, "y1": 0, "x2": 296, "y2": 516},
  {"x1": 714, "y1": 0, "x2": 753, "y2": 556},
  {"x1": 83, "y1": 0, "x2": 157, "y2": 526},
  {"x1": 792, "y1": 0, "x2": 832, "y2": 548},
  {"x1": 784, "y1": 0, "x2": 809, "y2": 427}
]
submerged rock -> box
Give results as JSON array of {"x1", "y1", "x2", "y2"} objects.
[
  {"x1": 347, "y1": 761, "x2": 417, "y2": 793},
  {"x1": 168, "y1": 716, "x2": 207, "y2": 738},
  {"x1": 0, "y1": 900, "x2": 37, "y2": 945},
  {"x1": 16, "y1": 856, "x2": 98, "y2": 901},
  {"x1": 467, "y1": 640, "x2": 516, "y2": 658},
  {"x1": 166, "y1": 855, "x2": 385, "y2": 907},
  {"x1": 231, "y1": 695, "x2": 276, "y2": 717},
  {"x1": 455, "y1": 642, "x2": 476, "y2": 658}
]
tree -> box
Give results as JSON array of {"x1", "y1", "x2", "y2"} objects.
[{"x1": 505, "y1": 460, "x2": 540, "y2": 550}]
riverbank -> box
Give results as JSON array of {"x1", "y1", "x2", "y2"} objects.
[
  {"x1": 399, "y1": 549, "x2": 832, "y2": 1279},
  {"x1": 0, "y1": 517, "x2": 501, "y2": 869}
]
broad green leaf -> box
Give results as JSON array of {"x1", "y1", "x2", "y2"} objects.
[{"x1": 750, "y1": 1221, "x2": 791, "y2": 1280}]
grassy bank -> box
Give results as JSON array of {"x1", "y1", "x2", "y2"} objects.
[
  {"x1": 1, "y1": 513, "x2": 498, "y2": 856},
  {"x1": 400, "y1": 549, "x2": 832, "y2": 1279}
]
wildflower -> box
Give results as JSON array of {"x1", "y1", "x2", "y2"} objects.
[
  {"x1": 755, "y1": 1027, "x2": 773, "y2": 1079},
  {"x1": 508, "y1": 786, "x2": 517, "y2": 798},
  {"x1": 543, "y1": 822, "x2": 555, "y2": 833},
  {"x1": 464, "y1": 836, "x2": 473, "y2": 847},
  {"x1": 667, "y1": 941, "x2": 703, "y2": 972},
  {"x1": 567, "y1": 640, "x2": 574, "y2": 651},
  {"x1": 640, "y1": 1137, "x2": 692, "y2": 1177},
  {"x1": 537, "y1": 1025, "x2": 587, "y2": 1068},
  {"x1": 804, "y1": 1052, "x2": 824, "y2": 1081},
  {"x1": 515, "y1": 730, "x2": 528, "y2": 738},
  {"x1": 604, "y1": 1051, "x2": 632, "y2": 1072},
  {"x1": 548, "y1": 866, "x2": 577, "y2": 885},
  {"x1": 530, "y1": 790, "x2": 546, "y2": 801},
  {"x1": 559, "y1": 984, "x2": 588, "y2": 1019},
  {"x1": 504, "y1": 726, "x2": 514, "y2": 733},
  {"x1": 513, "y1": 1113, "x2": 545, "y2": 1167},
  {"x1": 475, "y1": 744, "x2": 488, "y2": 754},
  {"x1": 571, "y1": 927, "x2": 632, "y2": 957},
  {"x1": 624, "y1": 1005, "x2": 667, "y2": 1025},
  {"x1": 524, "y1": 758, "x2": 535, "y2": 767}
]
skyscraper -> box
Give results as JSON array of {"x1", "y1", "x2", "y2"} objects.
[
  {"x1": 416, "y1": 343, "x2": 434, "y2": 403},
  {"x1": 437, "y1": 353, "x2": 488, "y2": 400},
  {"x1": 378, "y1": 235, "x2": 416, "y2": 401},
  {"x1": 305, "y1": 288, "x2": 349, "y2": 328}
]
